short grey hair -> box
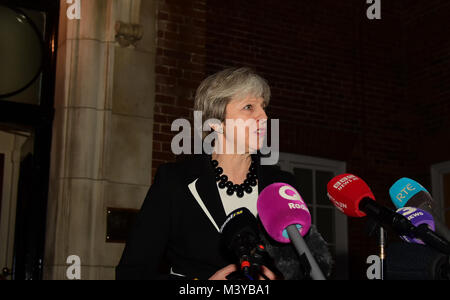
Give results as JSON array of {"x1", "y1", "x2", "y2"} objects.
[{"x1": 194, "y1": 67, "x2": 271, "y2": 138}]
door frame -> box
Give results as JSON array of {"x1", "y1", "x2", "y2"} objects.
[
  {"x1": 0, "y1": 132, "x2": 30, "y2": 277},
  {"x1": 0, "y1": 0, "x2": 60, "y2": 280},
  {"x1": 431, "y1": 161, "x2": 450, "y2": 221}
]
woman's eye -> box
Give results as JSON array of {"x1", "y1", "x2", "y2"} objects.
[{"x1": 244, "y1": 105, "x2": 253, "y2": 110}]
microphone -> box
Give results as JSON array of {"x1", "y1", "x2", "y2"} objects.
[
  {"x1": 386, "y1": 242, "x2": 450, "y2": 280},
  {"x1": 396, "y1": 207, "x2": 435, "y2": 245},
  {"x1": 389, "y1": 178, "x2": 428, "y2": 209},
  {"x1": 389, "y1": 178, "x2": 450, "y2": 242},
  {"x1": 257, "y1": 183, "x2": 326, "y2": 280},
  {"x1": 327, "y1": 174, "x2": 450, "y2": 255},
  {"x1": 219, "y1": 208, "x2": 273, "y2": 280}
]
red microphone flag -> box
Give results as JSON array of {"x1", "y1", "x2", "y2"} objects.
[{"x1": 327, "y1": 174, "x2": 376, "y2": 218}]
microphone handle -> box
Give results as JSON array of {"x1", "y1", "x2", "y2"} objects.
[
  {"x1": 286, "y1": 225, "x2": 326, "y2": 280},
  {"x1": 434, "y1": 219, "x2": 450, "y2": 243},
  {"x1": 413, "y1": 224, "x2": 450, "y2": 255},
  {"x1": 360, "y1": 198, "x2": 450, "y2": 255},
  {"x1": 379, "y1": 227, "x2": 386, "y2": 280}
]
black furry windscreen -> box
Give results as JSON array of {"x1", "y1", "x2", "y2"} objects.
[{"x1": 259, "y1": 224, "x2": 334, "y2": 280}]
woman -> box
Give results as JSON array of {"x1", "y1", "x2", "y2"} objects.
[{"x1": 116, "y1": 67, "x2": 332, "y2": 280}]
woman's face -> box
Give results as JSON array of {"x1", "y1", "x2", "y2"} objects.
[{"x1": 220, "y1": 96, "x2": 268, "y2": 154}]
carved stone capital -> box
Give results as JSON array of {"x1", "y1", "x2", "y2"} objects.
[{"x1": 115, "y1": 21, "x2": 143, "y2": 48}]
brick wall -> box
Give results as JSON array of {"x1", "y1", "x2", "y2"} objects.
[
  {"x1": 405, "y1": 0, "x2": 450, "y2": 187},
  {"x1": 152, "y1": 0, "x2": 450, "y2": 279},
  {"x1": 153, "y1": 0, "x2": 207, "y2": 177}
]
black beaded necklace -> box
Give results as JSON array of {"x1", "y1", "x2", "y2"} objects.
[{"x1": 211, "y1": 155, "x2": 258, "y2": 198}]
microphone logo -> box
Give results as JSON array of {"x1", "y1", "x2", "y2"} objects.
[
  {"x1": 395, "y1": 207, "x2": 435, "y2": 244},
  {"x1": 219, "y1": 209, "x2": 245, "y2": 233},
  {"x1": 288, "y1": 202, "x2": 308, "y2": 210},
  {"x1": 279, "y1": 185, "x2": 301, "y2": 201},
  {"x1": 396, "y1": 207, "x2": 424, "y2": 221},
  {"x1": 332, "y1": 174, "x2": 358, "y2": 191},
  {"x1": 395, "y1": 183, "x2": 416, "y2": 203},
  {"x1": 278, "y1": 185, "x2": 309, "y2": 212},
  {"x1": 327, "y1": 192, "x2": 347, "y2": 213}
]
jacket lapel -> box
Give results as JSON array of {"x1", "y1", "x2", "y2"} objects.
[{"x1": 190, "y1": 155, "x2": 227, "y2": 232}]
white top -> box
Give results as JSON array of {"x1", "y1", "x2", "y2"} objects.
[{"x1": 217, "y1": 182, "x2": 259, "y2": 218}]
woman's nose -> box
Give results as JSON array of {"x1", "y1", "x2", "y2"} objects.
[{"x1": 256, "y1": 106, "x2": 268, "y2": 123}]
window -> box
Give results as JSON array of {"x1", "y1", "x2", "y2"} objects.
[
  {"x1": 431, "y1": 161, "x2": 450, "y2": 228},
  {"x1": 444, "y1": 174, "x2": 450, "y2": 228},
  {"x1": 0, "y1": 5, "x2": 46, "y2": 105},
  {"x1": 0, "y1": 154, "x2": 3, "y2": 221},
  {"x1": 277, "y1": 152, "x2": 348, "y2": 279}
]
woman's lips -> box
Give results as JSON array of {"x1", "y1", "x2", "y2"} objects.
[{"x1": 255, "y1": 128, "x2": 267, "y2": 137}]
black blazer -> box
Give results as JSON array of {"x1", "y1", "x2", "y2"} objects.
[{"x1": 116, "y1": 154, "x2": 330, "y2": 280}]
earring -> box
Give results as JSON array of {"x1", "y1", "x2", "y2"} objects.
[
  {"x1": 209, "y1": 123, "x2": 224, "y2": 134},
  {"x1": 215, "y1": 127, "x2": 224, "y2": 134}
]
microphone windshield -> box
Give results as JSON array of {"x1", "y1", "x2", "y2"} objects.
[
  {"x1": 389, "y1": 178, "x2": 428, "y2": 209},
  {"x1": 257, "y1": 183, "x2": 311, "y2": 244},
  {"x1": 327, "y1": 174, "x2": 375, "y2": 218},
  {"x1": 396, "y1": 207, "x2": 436, "y2": 244},
  {"x1": 220, "y1": 207, "x2": 259, "y2": 245}
]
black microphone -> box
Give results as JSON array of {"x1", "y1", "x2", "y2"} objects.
[
  {"x1": 219, "y1": 208, "x2": 273, "y2": 280},
  {"x1": 408, "y1": 191, "x2": 450, "y2": 242},
  {"x1": 386, "y1": 242, "x2": 450, "y2": 280}
]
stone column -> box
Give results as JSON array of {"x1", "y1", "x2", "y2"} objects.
[{"x1": 44, "y1": 0, "x2": 157, "y2": 280}]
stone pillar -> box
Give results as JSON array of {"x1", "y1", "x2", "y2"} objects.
[{"x1": 44, "y1": 0, "x2": 157, "y2": 280}]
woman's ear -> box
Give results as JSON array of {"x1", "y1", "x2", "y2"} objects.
[{"x1": 209, "y1": 122, "x2": 224, "y2": 134}]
